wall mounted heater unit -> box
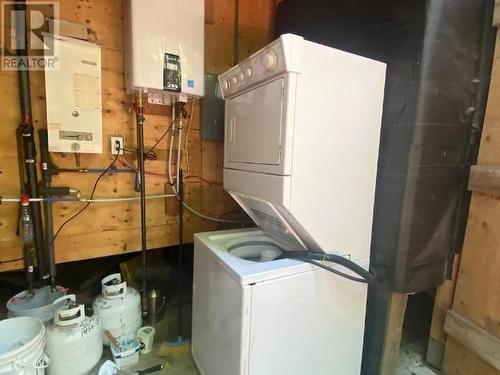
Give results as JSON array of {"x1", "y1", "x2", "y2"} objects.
[
  {"x1": 125, "y1": 0, "x2": 205, "y2": 103},
  {"x1": 44, "y1": 34, "x2": 102, "y2": 154}
]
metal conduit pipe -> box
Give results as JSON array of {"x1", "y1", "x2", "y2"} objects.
[
  {"x1": 135, "y1": 92, "x2": 148, "y2": 317},
  {"x1": 0, "y1": 194, "x2": 176, "y2": 203},
  {"x1": 39, "y1": 129, "x2": 57, "y2": 289},
  {"x1": 15, "y1": 0, "x2": 47, "y2": 282}
]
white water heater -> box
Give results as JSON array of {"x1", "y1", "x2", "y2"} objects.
[
  {"x1": 125, "y1": 0, "x2": 205, "y2": 102},
  {"x1": 44, "y1": 34, "x2": 102, "y2": 153}
]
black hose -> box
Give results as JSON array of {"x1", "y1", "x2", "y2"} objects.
[
  {"x1": 280, "y1": 251, "x2": 373, "y2": 284},
  {"x1": 226, "y1": 240, "x2": 374, "y2": 284}
]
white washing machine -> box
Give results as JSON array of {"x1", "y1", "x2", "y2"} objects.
[
  {"x1": 191, "y1": 228, "x2": 369, "y2": 375},
  {"x1": 192, "y1": 34, "x2": 386, "y2": 374}
]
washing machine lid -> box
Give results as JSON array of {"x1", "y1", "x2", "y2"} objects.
[
  {"x1": 197, "y1": 229, "x2": 315, "y2": 285},
  {"x1": 230, "y1": 192, "x2": 323, "y2": 253}
]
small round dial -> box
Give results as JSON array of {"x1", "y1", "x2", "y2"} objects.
[
  {"x1": 262, "y1": 51, "x2": 277, "y2": 70},
  {"x1": 224, "y1": 79, "x2": 231, "y2": 91},
  {"x1": 231, "y1": 76, "x2": 238, "y2": 84},
  {"x1": 246, "y1": 67, "x2": 253, "y2": 77},
  {"x1": 239, "y1": 72, "x2": 245, "y2": 81}
]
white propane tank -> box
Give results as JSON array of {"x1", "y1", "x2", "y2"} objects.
[
  {"x1": 93, "y1": 273, "x2": 142, "y2": 345},
  {"x1": 45, "y1": 295, "x2": 102, "y2": 375}
]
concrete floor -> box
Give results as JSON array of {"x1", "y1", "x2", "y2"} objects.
[
  {"x1": 396, "y1": 293, "x2": 440, "y2": 375},
  {"x1": 397, "y1": 342, "x2": 439, "y2": 375}
]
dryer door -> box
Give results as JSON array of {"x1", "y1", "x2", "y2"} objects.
[{"x1": 225, "y1": 78, "x2": 284, "y2": 166}]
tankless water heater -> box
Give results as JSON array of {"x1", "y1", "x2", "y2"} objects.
[{"x1": 125, "y1": 0, "x2": 204, "y2": 102}]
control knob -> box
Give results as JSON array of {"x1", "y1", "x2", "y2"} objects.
[{"x1": 262, "y1": 51, "x2": 277, "y2": 70}]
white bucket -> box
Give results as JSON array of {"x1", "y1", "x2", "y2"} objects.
[
  {"x1": 0, "y1": 317, "x2": 48, "y2": 375},
  {"x1": 7, "y1": 286, "x2": 66, "y2": 324}
]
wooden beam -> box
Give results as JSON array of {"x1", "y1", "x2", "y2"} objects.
[
  {"x1": 444, "y1": 310, "x2": 500, "y2": 370},
  {"x1": 494, "y1": 0, "x2": 500, "y2": 26},
  {"x1": 426, "y1": 254, "x2": 460, "y2": 369},
  {"x1": 379, "y1": 293, "x2": 408, "y2": 375},
  {"x1": 468, "y1": 165, "x2": 500, "y2": 194}
]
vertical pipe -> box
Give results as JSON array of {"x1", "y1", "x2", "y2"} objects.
[
  {"x1": 136, "y1": 92, "x2": 148, "y2": 316},
  {"x1": 15, "y1": 0, "x2": 47, "y2": 282},
  {"x1": 177, "y1": 168, "x2": 184, "y2": 339},
  {"x1": 23, "y1": 243, "x2": 34, "y2": 294},
  {"x1": 176, "y1": 103, "x2": 183, "y2": 192},
  {"x1": 39, "y1": 129, "x2": 56, "y2": 289}
]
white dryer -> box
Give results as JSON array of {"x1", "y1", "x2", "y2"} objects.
[{"x1": 192, "y1": 34, "x2": 386, "y2": 374}]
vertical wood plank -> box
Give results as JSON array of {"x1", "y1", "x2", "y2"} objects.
[
  {"x1": 442, "y1": 27, "x2": 500, "y2": 375},
  {"x1": 379, "y1": 293, "x2": 408, "y2": 375}
]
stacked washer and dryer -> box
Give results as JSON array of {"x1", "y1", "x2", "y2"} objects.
[{"x1": 191, "y1": 34, "x2": 386, "y2": 374}]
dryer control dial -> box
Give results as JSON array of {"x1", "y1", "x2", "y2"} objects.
[{"x1": 262, "y1": 51, "x2": 277, "y2": 70}]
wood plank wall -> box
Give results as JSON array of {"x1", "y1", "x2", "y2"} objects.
[
  {"x1": 0, "y1": 0, "x2": 275, "y2": 272},
  {"x1": 442, "y1": 24, "x2": 500, "y2": 375}
]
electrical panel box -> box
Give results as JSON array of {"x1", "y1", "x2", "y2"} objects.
[
  {"x1": 125, "y1": 0, "x2": 205, "y2": 102},
  {"x1": 44, "y1": 34, "x2": 102, "y2": 153},
  {"x1": 201, "y1": 73, "x2": 224, "y2": 141}
]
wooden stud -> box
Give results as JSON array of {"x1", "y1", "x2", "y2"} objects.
[
  {"x1": 444, "y1": 310, "x2": 500, "y2": 370},
  {"x1": 468, "y1": 165, "x2": 500, "y2": 194},
  {"x1": 379, "y1": 293, "x2": 408, "y2": 375},
  {"x1": 426, "y1": 254, "x2": 460, "y2": 369}
]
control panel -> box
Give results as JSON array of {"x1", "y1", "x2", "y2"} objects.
[{"x1": 219, "y1": 34, "x2": 303, "y2": 98}]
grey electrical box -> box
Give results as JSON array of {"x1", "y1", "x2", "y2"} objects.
[{"x1": 201, "y1": 73, "x2": 224, "y2": 141}]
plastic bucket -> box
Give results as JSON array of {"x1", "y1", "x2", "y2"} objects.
[
  {"x1": 7, "y1": 286, "x2": 66, "y2": 324},
  {"x1": 0, "y1": 317, "x2": 48, "y2": 375}
]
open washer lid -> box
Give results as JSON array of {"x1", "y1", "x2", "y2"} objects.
[
  {"x1": 230, "y1": 192, "x2": 323, "y2": 253},
  {"x1": 197, "y1": 229, "x2": 314, "y2": 285}
]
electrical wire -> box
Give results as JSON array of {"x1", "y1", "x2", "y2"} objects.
[
  {"x1": 143, "y1": 116, "x2": 177, "y2": 160},
  {"x1": 119, "y1": 156, "x2": 138, "y2": 172},
  {"x1": 81, "y1": 194, "x2": 176, "y2": 202},
  {"x1": 183, "y1": 99, "x2": 195, "y2": 177},
  {"x1": 52, "y1": 153, "x2": 120, "y2": 241},
  {"x1": 118, "y1": 116, "x2": 176, "y2": 161},
  {"x1": 167, "y1": 125, "x2": 248, "y2": 224}
]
